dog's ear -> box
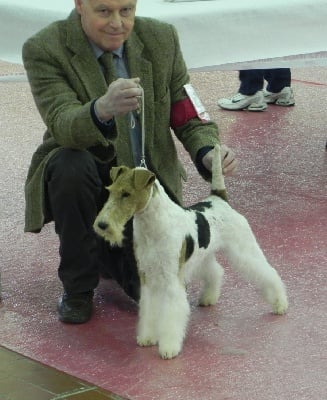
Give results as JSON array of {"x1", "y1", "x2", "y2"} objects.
[
  {"x1": 133, "y1": 169, "x2": 156, "y2": 190},
  {"x1": 110, "y1": 166, "x2": 129, "y2": 182}
]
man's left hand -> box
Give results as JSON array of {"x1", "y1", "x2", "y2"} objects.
[{"x1": 202, "y1": 144, "x2": 238, "y2": 176}]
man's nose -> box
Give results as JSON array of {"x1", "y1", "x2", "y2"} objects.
[{"x1": 109, "y1": 12, "x2": 123, "y2": 28}]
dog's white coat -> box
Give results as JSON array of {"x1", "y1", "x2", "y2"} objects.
[
  {"x1": 94, "y1": 146, "x2": 288, "y2": 359},
  {"x1": 133, "y1": 180, "x2": 288, "y2": 359}
]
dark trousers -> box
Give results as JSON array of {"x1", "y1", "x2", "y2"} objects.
[
  {"x1": 239, "y1": 68, "x2": 291, "y2": 95},
  {"x1": 45, "y1": 148, "x2": 140, "y2": 301}
]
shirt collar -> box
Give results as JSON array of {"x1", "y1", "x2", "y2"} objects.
[
  {"x1": 112, "y1": 45, "x2": 124, "y2": 58},
  {"x1": 88, "y1": 40, "x2": 124, "y2": 59}
]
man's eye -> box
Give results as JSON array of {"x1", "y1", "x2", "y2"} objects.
[
  {"x1": 97, "y1": 8, "x2": 109, "y2": 15},
  {"x1": 120, "y1": 7, "x2": 132, "y2": 17}
]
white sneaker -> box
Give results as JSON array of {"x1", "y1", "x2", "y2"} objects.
[
  {"x1": 217, "y1": 90, "x2": 267, "y2": 111},
  {"x1": 263, "y1": 87, "x2": 295, "y2": 106}
]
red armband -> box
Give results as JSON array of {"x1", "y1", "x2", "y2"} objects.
[
  {"x1": 170, "y1": 98, "x2": 198, "y2": 129},
  {"x1": 170, "y1": 84, "x2": 210, "y2": 129}
]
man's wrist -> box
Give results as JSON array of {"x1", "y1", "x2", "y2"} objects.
[
  {"x1": 195, "y1": 146, "x2": 214, "y2": 179},
  {"x1": 90, "y1": 99, "x2": 115, "y2": 133},
  {"x1": 94, "y1": 99, "x2": 113, "y2": 124}
]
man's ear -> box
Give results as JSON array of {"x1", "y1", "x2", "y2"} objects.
[{"x1": 74, "y1": 0, "x2": 83, "y2": 14}]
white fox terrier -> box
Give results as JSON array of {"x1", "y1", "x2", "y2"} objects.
[{"x1": 94, "y1": 145, "x2": 288, "y2": 359}]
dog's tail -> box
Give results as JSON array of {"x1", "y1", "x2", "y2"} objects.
[{"x1": 211, "y1": 144, "x2": 228, "y2": 202}]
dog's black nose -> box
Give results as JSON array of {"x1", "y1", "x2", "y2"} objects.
[{"x1": 97, "y1": 221, "x2": 108, "y2": 231}]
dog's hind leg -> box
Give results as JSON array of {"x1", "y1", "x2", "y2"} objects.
[
  {"x1": 157, "y1": 281, "x2": 190, "y2": 359},
  {"x1": 222, "y1": 212, "x2": 288, "y2": 315},
  {"x1": 197, "y1": 254, "x2": 224, "y2": 306}
]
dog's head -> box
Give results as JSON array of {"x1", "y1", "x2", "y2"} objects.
[{"x1": 94, "y1": 166, "x2": 156, "y2": 246}]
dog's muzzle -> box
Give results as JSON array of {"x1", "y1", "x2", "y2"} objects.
[{"x1": 93, "y1": 218, "x2": 125, "y2": 247}]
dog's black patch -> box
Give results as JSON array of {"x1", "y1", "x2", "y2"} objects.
[
  {"x1": 195, "y1": 212, "x2": 210, "y2": 249},
  {"x1": 184, "y1": 234, "x2": 195, "y2": 261},
  {"x1": 187, "y1": 201, "x2": 212, "y2": 212}
]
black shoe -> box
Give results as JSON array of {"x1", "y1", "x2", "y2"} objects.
[{"x1": 57, "y1": 291, "x2": 94, "y2": 324}]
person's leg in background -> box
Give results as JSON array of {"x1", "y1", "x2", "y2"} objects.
[
  {"x1": 238, "y1": 69, "x2": 264, "y2": 94},
  {"x1": 218, "y1": 69, "x2": 267, "y2": 111},
  {"x1": 263, "y1": 68, "x2": 295, "y2": 106}
]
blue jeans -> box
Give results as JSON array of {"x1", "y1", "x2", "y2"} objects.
[{"x1": 239, "y1": 68, "x2": 291, "y2": 95}]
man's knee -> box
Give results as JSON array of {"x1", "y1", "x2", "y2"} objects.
[{"x1": 46, "y1": 148, "x2": 100, "y2": 189}]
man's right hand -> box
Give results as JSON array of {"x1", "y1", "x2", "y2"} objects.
[{"x1": 95, "y1": 77, "x2": 142, "y2": 122}]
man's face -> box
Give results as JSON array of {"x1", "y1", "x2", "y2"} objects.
[{"x1": 75, "y1": 0, "x2": 137, "y2": 51}]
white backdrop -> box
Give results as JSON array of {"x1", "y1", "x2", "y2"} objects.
[{"x1": 0, "y1": 0, "x2": 326, "y2": 70}]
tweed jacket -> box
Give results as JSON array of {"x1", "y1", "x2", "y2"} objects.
[{"x1": 22, "y1": 10, "x2": 220, "y2": 233}]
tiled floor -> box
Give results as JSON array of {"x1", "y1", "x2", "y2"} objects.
[
  {"x1": 1, "y1": 60, "x2": 326, "y2": 400},
  {"x1": 0, "y1": 346, "x2": 127, "y2": 400}
]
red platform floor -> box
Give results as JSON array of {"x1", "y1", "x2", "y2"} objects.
[{"x1": 0, "y1": 61, "x2": 326, "y2": 400}]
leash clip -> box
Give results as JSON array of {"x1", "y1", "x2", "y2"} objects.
[{"x1": 139, "y1": 157, "x2": 147, "y2": 169}]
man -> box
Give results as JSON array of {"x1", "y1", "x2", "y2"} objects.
[{"x1": 23, "y1": 0, "x2": 237, "y2": 324}]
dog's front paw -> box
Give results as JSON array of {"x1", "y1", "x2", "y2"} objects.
[
  {"x1": 158, "y1": 342, "x2": 182, "y2": 360},
  {"x1": 137, "y1": 336, "x2": 157, "y2": 347},
  {"x1": 199, "y1": 292, "x2": 219, "y2": 307}
]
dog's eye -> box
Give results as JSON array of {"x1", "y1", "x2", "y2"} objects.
[{"x1": 121, "y1": 191, "x2": 130, "y2": 198}]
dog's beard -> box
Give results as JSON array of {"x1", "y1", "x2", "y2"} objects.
[
  {"x1": 101, "y1": 230, "x2": 124, "y2": 247},
  {"x1": 93, "y1": 219, "x2": 126, "y2": 247}
]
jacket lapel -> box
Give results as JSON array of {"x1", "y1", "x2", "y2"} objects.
[{"x1": 65, "y1": 11, "x2": 110, "y2": 99}]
